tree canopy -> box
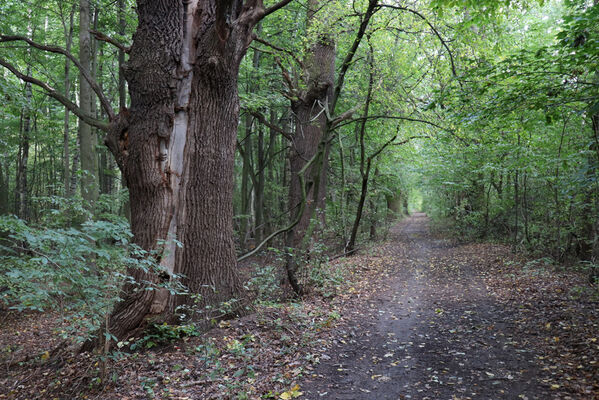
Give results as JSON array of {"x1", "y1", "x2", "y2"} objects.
[{"x1": 0, "y1": 0, "x2": 597, "y2": 363}]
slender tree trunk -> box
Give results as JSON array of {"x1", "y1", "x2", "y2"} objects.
[
  {"x1": 338, "y1": 132, "x2": 348, "y2": 241},
  {"x1": 523, "y1": 171, "x2": 531, "y2": 244},
  {"x1": 240, "y1": 124, "x2": 253, "y2": 247},
  {"x1": 346, "y1": 51, "x2": 374, "y2": 254},
  {"x1": 118, "y1": 0, "x2": 126, "y2": 110},
  {"x1": 79, "y1": 0, "x2": 99, "y2": 206},
  {"x1": 513, "y1": 134, "x2": 521, "y2": 247},
  {"x1": 0, "y1": 159, "x2": 8, "y2": 215},
  {"x1": 369, "y1": 167, "x2": 380, "y2": 240},
  {"x1": 63, "y1": 4, "x2": 76, "y2": 197},
  {"x1": 348, "y1": 165, "x2": 371, "y2": 252},
  {"x1": 16, "y1": 72, "x2": 32, "y2": 220},
  {"x1": 255, "y1": 125, "x2": 265, "y2": 242},
  {"x1": 116, "y1": 0, "x2": 128, "y2": 209},
  {"x1": 264, "y1": 109, "x2": 278, "y2": 236},
  {"x1": 582, "y1": 72, "x2": 599, "y2": 261},
  {"x1": 369, "y1": 197, "x2": 377, "y2": 240},
  {"x1": 70, "y1": 135, "x2": 80, "y2": 196},
  {"x1": 31, "y1": 123, "x2": 39, "y2": 218},
  {"x1": 514, "y1": 173, "x2": 519, "y2": 246}
]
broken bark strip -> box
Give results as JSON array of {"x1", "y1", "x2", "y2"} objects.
[{"x1": 85, "y1": 0, "x2": 293, "y2": 351}]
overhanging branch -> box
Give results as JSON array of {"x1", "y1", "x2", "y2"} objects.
[
  {"x1": 262, "y1": 0, "x2": 294, "y2": 18},
  {"x1": 0, "y1": 57, "x2": 109, "y2": 131},
  {"x1": 0, "y1": 34, "x2": 115, "y2": 120},
  {"x1": 331, "y1": 114, "x2": 471, "y2": 145},
  {"x1": 392, "y1": 135, "x2": 432, "y2": 145},
  {"x1": 248, "y1": 110, "x2": 293, "y2": 140},
  {"x1": 380, "y1": 4, "x2": 458, "y2": 78},
  {"x1": 89, "y1": 30, "x2": 130, "y2": 54},
  {"x1": 331, "y1": 0, "x2": 380, "y2": 114},
  {"x1": 253, "y1": 36, "x2": 304, "y2": 69}
]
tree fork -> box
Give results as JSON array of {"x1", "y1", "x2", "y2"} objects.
[{"x1": 85, "y1": 0, "x2": 292, "y2": 351}]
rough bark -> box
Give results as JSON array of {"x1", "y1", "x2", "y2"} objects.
[
  {"x1": 282, "y1": 0, "x2": 379, "y2": 293},
  {"x1": 91, "y1": 0, "x2": 278, "y2": 348},
  {"x1": 284, "y1": 0, "x2": 335, "y2": 293}
]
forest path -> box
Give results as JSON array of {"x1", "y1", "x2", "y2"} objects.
[{"x1": 302, "y1": 213, "x2": 555, "y2": 400}]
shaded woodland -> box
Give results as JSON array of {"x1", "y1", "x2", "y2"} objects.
[{"x1": 0, "y1": 0, "x2": 598, "y2": 398}]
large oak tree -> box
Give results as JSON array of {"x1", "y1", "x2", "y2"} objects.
[{"x1": 1, "y1": 0, "x2": 291, "y2": 347}]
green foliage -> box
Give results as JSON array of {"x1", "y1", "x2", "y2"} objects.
[
  {"x1": 419, "y1": 0, "x2": 599, "y2": 268},
  {"x1": 127, "y1": 323, "x2": 201, "y2": 351},
  {"x1": 246, "y1": 264, "x2": 283, "y2": 302},
  {"x1": 0, "y1": 198, "x2": 184, "y2": 343}
]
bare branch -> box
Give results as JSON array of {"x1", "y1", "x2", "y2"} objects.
[
  {"x1": 330, "y1": 105, "x2": 360, "y2": 127},
  {"x1": 331, "y1": 0, "x2": 380, "y2": 114},
  {"x1": 89, "y1": 30, "x2": 130, "y2": 54},
  {"x1": 0, "y1": 57, "x2": 109, "y2": 131},
  {"x1": 253, "y1": 36, "x2": 304, "y2": 68},
  {"x1": 274, "y1": 56, "x2": 297, "y2": 93},
  {"x1": 332, "y1": 114, "x2": 471, "y2": 145},
  {"x1": 369, "y1": 133, "x2": 398, "y2": 161},
  {"x1": 0, "y1": 34, "x2": 116, "y2": 120},
  {"x1": 380, "y1": 4, "x2": 458, "y2": 78},
  {"x1": 248, "y1": 110, "x2": 293, "y2": 140},
  {"x1": 262, "y1": 0, "x2": 294, "y2": 19},
  {"x1": 392, "y1": 135, "x2": 431, "y2": 146}
]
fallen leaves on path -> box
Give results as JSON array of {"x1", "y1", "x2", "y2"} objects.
[{"x1": 1, "y1": 216, "x2": 598, "y2": 399}]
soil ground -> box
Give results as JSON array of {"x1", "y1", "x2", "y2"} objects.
[
  {"x1": 1, "y1": 214, "x2": 597, "y2": 399},
  {"x1": 301, "y1": 213, "x2": 598, "y2": 400}
]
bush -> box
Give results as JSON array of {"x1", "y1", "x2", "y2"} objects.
[
  {"x1": 0, "y1": 208, "x2": 181, "y2": 343},
  {"x1": 246, "y1": 264, "x2": 282, "y2": 302}
]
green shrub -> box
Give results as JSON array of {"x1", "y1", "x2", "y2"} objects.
[
  {"x1": 0, "y1": 208, "x2": 183, "y2": 344},
  {"x1": 246, "y1": 264, "x2": 282, "y2": 302}
]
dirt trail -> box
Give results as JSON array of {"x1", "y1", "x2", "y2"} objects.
[{"x1": 302, "y1": 213, "x2": 554, "y2": 400}]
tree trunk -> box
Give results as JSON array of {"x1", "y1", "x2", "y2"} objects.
[
  {"x1": 346, "y1": 51, "x2": 374, "y2": 254},
  {"x1": 63, "y1": 4, "x2": 76, "y2": 198},
  {"x1": 0, "y1": 159, "x2": 8, "y2": 215},
  {"x1": 369, "y1": 197, "x2": 377, "y2": 240},
  {"x1": 118, "y1": 0, "x2": 127, "y2": 110},
  {"x1": 264, "y1": 109, "x2": 278, "y2": 236},
  {"x1": 239, "y1": 122, "x2": 253, "y2": 247},
  {"x1": 92, "y1": 0, "x2": 274, "y2": 349},
  {"x1": 513, "y1": 134, "x2": 521, "y2": 247},
  {"x1": 347, "y1": 163, "x2": 371, "y2": 253},
  {"x1": 254, "y1": 125, "x2": 265, "y2": 242},
  {"x1": 70, "y1": 134, "x2": 80, "y2": 196},
  {"x1": 79, "y1": 0, "x2": 99, "y2": 206},
  {"x1": 16, "y1": 72, "x2": 32, "y2": 220},
  {"x1": 284, "y1": 0, "x2": 335, "y2": 293}
]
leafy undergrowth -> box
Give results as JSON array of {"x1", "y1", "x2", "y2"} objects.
[
  {"x1": 1, "y1": 220, "x2": 598, "y2": 399},
  {"x1": 0, "y1": 246, "x2": 394, "y2": 400},
  {"x1": 481, "y1": 252, "x2": 599, "y2": 397}
]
